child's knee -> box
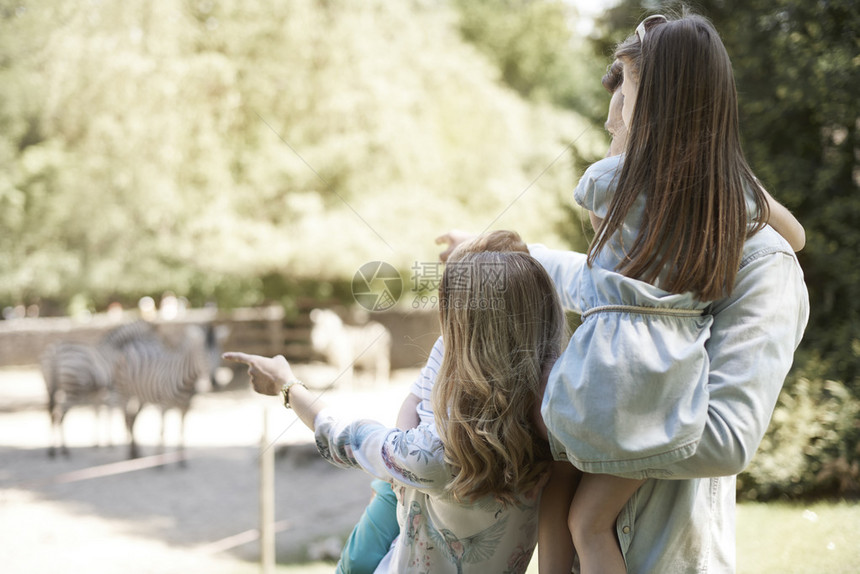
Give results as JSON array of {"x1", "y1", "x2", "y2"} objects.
[
  {"x1": 567, "y1": 501, "x2": 586, "y2": 543},
  {"x1": 567, "y1": 494, "x2": 608, "y2": 546}
]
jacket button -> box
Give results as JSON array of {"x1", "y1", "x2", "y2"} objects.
[{"x1": 622, "y1": 525, "x2": 631, "y2": 534}]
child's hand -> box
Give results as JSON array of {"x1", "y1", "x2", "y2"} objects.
[
  {"x1": 435, "y1": 229, "x2": 476, "y2": 262},
  {"x1": 222, "y1": 352, "x2": 292, "y2": 396}
]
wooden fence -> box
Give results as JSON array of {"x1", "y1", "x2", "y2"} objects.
[{"x1": 0, "y1": 304, "x2": 440, "y2": 370}]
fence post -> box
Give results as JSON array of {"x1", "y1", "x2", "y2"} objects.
[{"x1": 260, "y1": 406, "x2": 275, "y2": 573}]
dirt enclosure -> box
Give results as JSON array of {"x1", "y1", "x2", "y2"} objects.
[{"x1": 0, "y1": 364, "x2": 415, "y2": 574}]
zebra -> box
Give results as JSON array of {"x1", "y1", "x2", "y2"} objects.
[
  {"x1": 41, "y1": 320, "x2": 162, "y2": 457},
  {"x1": 42, "y1": 342, "x2": 115, "y2": 457},
  {"x1": 114, "y1": 324, "x2": 222, "y2": 462},
  {"x1": 101, "y1": 319, "x2": 161, "y2": 351}
]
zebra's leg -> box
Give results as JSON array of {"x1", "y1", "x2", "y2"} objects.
[
  {"x1": 157, "y1": 406, "x2": 168, "y2": 466},
  {"x1": 178, "y1": 408, "x2": 188, "y2": 468},
  {"x1": 106, "y1": 392, "x2": 121, "y2": 450},
  {"x1": 125, "y1": 399, "x2": 142, "y2": 459},
  {"x1": 57, "y1": 408, "x2": 70, "y2": 458},
  {"x1": 47, "y1": 391, "x2": 69, "y2": 457},
  {"x1": 48, "y1": 406, "x2": 60, "y2": 458},
  {"x1": 93, "y1": 403, "x2": 102, "y2": 448},
  {"x1": 105, "y1": 404, "x2": 116, "y2": 449},
  {"x1": 94, "y1": 393, "x2": 114, "y2": 448}
]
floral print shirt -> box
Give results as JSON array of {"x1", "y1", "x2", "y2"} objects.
[{"x1": 315, "y1": 410, "x2": 542, "y2": 574}]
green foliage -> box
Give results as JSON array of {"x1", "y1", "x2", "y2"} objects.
[
  {"x1": 739, "y1": 357, "x2": 860, "y2": 500},
  {"x1": 704, "y1": 0, "x2": 860, "y2": 496},
  {"x1": 451, "y1": 0, "x2": 607, "y2": 119},
  {"x1": 703, "y1": 0, "x2": 860, "y2": 389},
  {"x1": 0, "y1": 0, "x2": 603, "y2": 312}
]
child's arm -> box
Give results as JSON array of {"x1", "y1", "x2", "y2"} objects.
[
  {"x1": 395, "y1": 392, "x2": 421, "y2": 430},
  {"x1": 762, "y1": 188, "x2": 805, "y2": 251}
]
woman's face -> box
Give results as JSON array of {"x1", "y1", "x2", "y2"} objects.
[
  {"x1": 605, "y1": 88, "x2": 627, "y2": 156},
  {"x1": 620, "y1": 59, "x2": 638, "y2": 129}
]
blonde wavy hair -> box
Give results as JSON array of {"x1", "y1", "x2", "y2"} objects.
[
  {"x1": 450, "y1": 230, "x2": 528, "y2": 257},
  {"x1": 432, "y1": 250, "x2": 564, "y2": 504}
]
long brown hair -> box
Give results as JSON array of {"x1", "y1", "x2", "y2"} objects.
[
  {"x1": 433, "y1": 251, "x2": 563, "y2": 504},
  {"x1": 591, "y1": 14, "x2": 768, "y2": 300}
]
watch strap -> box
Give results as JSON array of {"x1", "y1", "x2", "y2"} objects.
[{"x1": 281, "y1": 379, "x2": 306, "y2": 409}]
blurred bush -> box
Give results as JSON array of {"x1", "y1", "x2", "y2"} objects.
[{"x1": 739, "y1": 356, "x2": 860, "y2": 500}]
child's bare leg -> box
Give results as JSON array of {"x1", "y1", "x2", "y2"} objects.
[
  {"x1": 539, "y1": 461, "x2": 582, "y2": 574},
  {"x1": 568, "y1": 474, "x2": 644, "y2": 574}
]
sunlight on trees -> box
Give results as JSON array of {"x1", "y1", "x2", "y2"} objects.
[{"x1": 0, "y1": 0, "x2": 605, "y2": 310}]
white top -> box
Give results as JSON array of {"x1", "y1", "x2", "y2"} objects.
[{"x1": 409, "y1": 336, "x2": 444, "y2": 426}]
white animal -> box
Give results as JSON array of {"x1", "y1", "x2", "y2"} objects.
[{"x1": 309, "y1": 308, "x2": 392, "y2": 387}]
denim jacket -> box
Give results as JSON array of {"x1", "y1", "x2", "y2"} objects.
[{"x1": 530, "y1": 224, "x2": 809, "y2": 573}]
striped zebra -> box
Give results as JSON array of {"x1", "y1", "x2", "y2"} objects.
[
  {"x1": 42, "y1": 342, "x2": 115, "y2": 457},
  {"x1": 41, "y1": 320, "x2": 161, "y2": 457},
  {"x1": 114, "y1": 324, "x2": 221, "y2": 462},
  {"x1": 101, "y1": 319, "x2": 161, "y2": 351}
]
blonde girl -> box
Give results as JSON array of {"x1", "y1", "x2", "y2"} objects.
[{"x1": 225, "y1": 249, "x2": 564, "y2": 573}]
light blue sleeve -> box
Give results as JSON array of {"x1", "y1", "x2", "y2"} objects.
[
  {"x1": 573, "y1": 155, "x2": 623, "y2": 218},
  {"x1": 528, "y1": 244, "x2": 587, "y2": 314},
  {"x1": 655, "y1": 228, "x2": 809, "y2": 478},
  {"x1": 315, "y1": 412, "x2": 450, "y2": 490}
]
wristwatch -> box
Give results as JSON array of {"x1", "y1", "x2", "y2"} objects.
[{"x1": 281, "y1": 378, "x2": 307, "y2": 409}]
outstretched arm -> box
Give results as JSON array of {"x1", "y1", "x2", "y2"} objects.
[
  {"x1": 222, "y1": 352, "x2": 323, "y2": 431},
  {"x1": 223, "y1": 352, "x2": 450, "y2": 487}
]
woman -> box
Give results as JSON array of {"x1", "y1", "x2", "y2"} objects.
[
  {"x1": 439, "y1": 11, "x2": 808, "y2": 574},
  {"x1": 224, "y1": 249, "x2": 565, "y2": 573}
]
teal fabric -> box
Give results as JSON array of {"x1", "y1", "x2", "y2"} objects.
[{"x1": 336, "y1": 479, "x2": 399, "y2": 574}]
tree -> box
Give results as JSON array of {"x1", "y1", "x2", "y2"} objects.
[
  {"x1": 0, "y1": 0, "x2": 601, "y2": 312},
  {"x1": 451, "y1": 0, "x2": 607, "y2": 117}
]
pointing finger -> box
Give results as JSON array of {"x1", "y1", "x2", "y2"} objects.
[{"x1": 222, "y1": 351, "x2": 255, "y2": 365}]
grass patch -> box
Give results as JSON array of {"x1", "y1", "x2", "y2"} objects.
[
  {"x1": 266, "y1": 500, "x2": 860, "y2": 573},
  {"x1": 737, "y1": 500, "x2": 860, "y2": 573}
]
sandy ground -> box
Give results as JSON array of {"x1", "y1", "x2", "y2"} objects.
[{"x1": 0, "y1": 364, "x2": 415, "y2": 574}]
